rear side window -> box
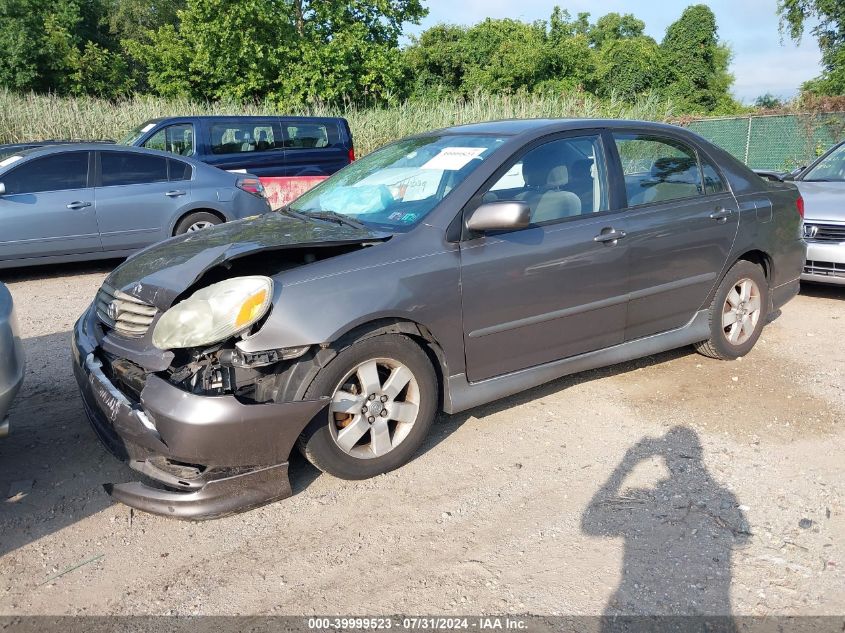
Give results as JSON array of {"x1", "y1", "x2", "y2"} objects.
[
  {"x1": 143, "y1": 124, "x2": 195, "y2": 157},
  {"x1": 2, "y1": 152, "x2": 89, "y2": 194},
  {"x1": 283, "y1": 122, "x2": 339, "y2": 149},
  {"x1": 210, "y1": 120, "x2": 281, "y2": 154},
  {"x1": 614, "y1": 134, "x2": 703, "y2": 206},
  {"x1": 100, "y1": 152, "x2": 168, "y2": 186},
  {"x1": 168, "y1": 159, "x2": 192, "y2": 181}
]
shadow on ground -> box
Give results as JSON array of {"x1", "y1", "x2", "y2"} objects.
[
  {"x1": 581, "y1": 426, "x2": 750, "y2": 631},
  {"x1": 0, "y1": 259, "x2": 122, "y2": 285}
]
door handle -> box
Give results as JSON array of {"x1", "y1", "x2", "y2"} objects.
[
  {"x1": 165, "y1": 190, "x2": 187, "y2": 198},
  {"x1": 709, "y1": 208, "x2": 734, "y2": 222},
  {"x1": 593, "y1": 228, "x2": 627, "y2": 245},
  {"x1": 66, "y1": 201, "x2": 92, "y2": 210}
]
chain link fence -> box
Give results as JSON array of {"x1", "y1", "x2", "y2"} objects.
[{"x1": 685, "y1": 113, "x2": 845, "y2": 171}]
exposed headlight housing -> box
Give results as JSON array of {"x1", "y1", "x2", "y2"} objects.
[{"x1": 152, "y1": 276, "x2": 273, "y2": 350}]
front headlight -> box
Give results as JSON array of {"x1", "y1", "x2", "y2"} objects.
[{"x1": 152, "y1": 276, "x2": 273, "y2": 350}]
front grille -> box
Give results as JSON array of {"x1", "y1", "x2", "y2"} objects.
[
  {"x1": 805, "y1": 222, "x2": 845, "y2": 243},
  {"x1": 804, "y1": 260, "x2": 845, "y2": 278},
  {"x1": 96, "y1": 283, "x2": 158, "y2": 338}
]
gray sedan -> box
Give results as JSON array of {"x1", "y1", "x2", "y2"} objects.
[
  {"x1": 73, "y1": 119, "x2": 805, "y2": 519},
  {"x1": 791, "y1": 140, "x2": 845, "y2": 285},
  {"x1": 0, "y1": 282, "x2": 24, "y2": 436},
  {"x1": 0, "y1": 144, "x2": 272, "y2": 269}
]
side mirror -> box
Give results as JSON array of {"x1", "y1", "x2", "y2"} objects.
[
  {"x1": 0, "y1": 183, "x2": 5, "y2": 196},
  {"x1": 466, "y1": 201, "x2": 531, "y2": 233}
]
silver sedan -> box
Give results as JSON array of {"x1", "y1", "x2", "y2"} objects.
[
  {"x1": 0, "y1": 144, "x2": 272, "y2": 269},
  {"x1": 0, "y1": 282, "x2": 24, "y2": 436},
  {"x1": 792, "y1": 140, "x2": 845, "y2": 285}
]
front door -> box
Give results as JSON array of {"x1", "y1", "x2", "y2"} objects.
[
  {"x1": 0, "y1": 151, "x2": 101, "y2": 261},
  {"x1": 610, "y1": 132, "x2": 740, "y2": 341},
  {"x1": 459, "y1": 133, "x2": 630, "y2": 383}
]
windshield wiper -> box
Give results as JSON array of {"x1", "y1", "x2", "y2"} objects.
[{"x1": 299, "y1": 210, "x2": 366, "y2": 229}]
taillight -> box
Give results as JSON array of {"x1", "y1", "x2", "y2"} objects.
[
  {"x1": 796, "y1": 195, "x2": 804, "y2": 219},
  {"x1": 348, "y1": 147, "x2": 355, "y2": 163},
  {"x1": 237, "y1": 177, "x2": 265, "y2": 197}
]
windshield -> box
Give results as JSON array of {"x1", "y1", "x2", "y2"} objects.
[
  {"x1": 119, "y1": 121, "x2": 158, "y2": 146},
  {"x1": 804, "y1": 143, "x2": 845, "y2": 182},
  {"x1": 290, "y1": 134, "x2": 507, "y2": 230}
]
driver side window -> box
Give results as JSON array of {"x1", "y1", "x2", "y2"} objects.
[
  {"x1": 143, "y1": 124, "x2": 194, "y2": 157},
  {"x1": 484, "y1": 136, "x2": 609, "y2": 224}
]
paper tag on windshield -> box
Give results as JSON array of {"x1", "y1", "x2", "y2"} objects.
[{"x1": 421, "y1": 147, "x2": 485, "y2": 171}]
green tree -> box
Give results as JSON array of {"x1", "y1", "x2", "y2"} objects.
[
  {"x1": 778, "y1": 0, "x2": 845, "y2": 95},
  {"x1": 589, "y1": 12, "x2": 646, "y2": 48},
  {"x1": 754, "y1": 93, "x2": 784, "y2": 108},
  {"x1": 132, "y1": 0, "x2": 426, "y2": 104},
  {"x1": 595, "y1": 36, "x2": 663, "y2": 99},
  {"x1": 0, "y1": 0, "x2": 132, "y2": 97},
  {"x1": 660, "y1": 4, "x2": 737, "y2": 112},
  {"x1": 402, "y1": 24, "x2": 470, "y2": 97}
]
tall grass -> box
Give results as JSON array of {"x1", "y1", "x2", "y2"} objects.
[{"x1": 0, "y1": 89, "x2": 676, "y2": 156}]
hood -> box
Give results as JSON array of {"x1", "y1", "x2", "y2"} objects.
[
  {"x1": 795, "y1": 181, "x2": 845, "y2": 222},
  {"x1": 105, "y1": 213, "x2": 390, "y2": 308}
]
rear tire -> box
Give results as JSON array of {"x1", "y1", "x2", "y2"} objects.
[
  {"x1": 174, "y1": 211, "x2": 222, "y2": 235},
  {"x1": 298, "y1": 334, "x2": 438, "y2": 480},
  {"x1": 694, "y1": 260, "x2": 768, "y2": 360}
]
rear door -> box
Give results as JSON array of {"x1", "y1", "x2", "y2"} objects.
[
  {"x1": 94, "y1": 151, "x2": 192, "y2": 250},
  {"x1": 0, "y1": 151, "x2": 101, "y2": 260},
  {"x1": 460, "y1": 132, "x2": 630, "y2": 382},
  {"x1": 610, "y1": 131, "x2": 739, "y2": 340},
  {"x1": 281, "y1": 119, "x2": 349, "y2": 176},
  {"x1": 204, "y1": 118, "x2": 285, "y2": 177}
]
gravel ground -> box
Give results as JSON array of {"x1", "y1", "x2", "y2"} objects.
[{"x1": 0, "y1": 261, "x2": 842, "y2": 617}]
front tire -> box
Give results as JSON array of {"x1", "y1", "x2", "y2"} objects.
[
  {"x1": 694, "y1": 260, "x2": 768, "y2": 360},
  {"x1": 298, "y1": 334, "x2": 438, "y2": 480}
]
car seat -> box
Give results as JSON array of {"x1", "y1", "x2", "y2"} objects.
[
  {"x1": 567, "y1": 158, "x2": 595, "y2": 212},
  {"x1": 515, "y1": 147, "x2": 581, "y2": 222}
]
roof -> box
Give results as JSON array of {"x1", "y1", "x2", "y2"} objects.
[
  {"x1": 0, "y1": 142, "x2": 204, "y2": 168},
  {"x1": 142, "y1": 115, "x2": 348, "y2": 124},
  {"x1": 436, "y1": 118, "x2": 687, "y2": 137}
]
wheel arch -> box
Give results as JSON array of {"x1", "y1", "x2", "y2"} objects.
[
  {"x1": 170, "y1": 207, "x2": 228, "y2": 236},
  {"x1": 326, "y1": 317, "x2": 450, "y2": 414}
]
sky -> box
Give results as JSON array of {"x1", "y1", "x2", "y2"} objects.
[{"x1": 405, "y1": 0, "x2": 823, "y2": 103}]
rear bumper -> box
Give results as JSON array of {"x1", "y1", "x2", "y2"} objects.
[
  {"x1": 72, "y1": 308, "x2": 328, "y2": 519},
  {"x1": 802, "y1": 241, "x2": 845, "y2": 285}
]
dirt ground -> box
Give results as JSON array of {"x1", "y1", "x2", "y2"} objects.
[{"x1": 0, "y1": 260, "x2": 842, "y2": 617}]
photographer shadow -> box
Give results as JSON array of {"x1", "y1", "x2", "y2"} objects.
[{"x1": 581, "y1": 427, "x2": 750, "y2": 632}]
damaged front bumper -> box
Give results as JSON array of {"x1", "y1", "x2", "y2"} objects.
[{"x1": 72, "y1": 307, "x2": 328, "y2": 520}]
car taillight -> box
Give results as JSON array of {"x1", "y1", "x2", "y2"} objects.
[
  {"x1": 796, "y1": 195, "x2": 804, "y2": 219},
  {"x1": 348, "y1": 147, "x2": 355, "y2": 163},
  {"x1": 237, "y1": 177, "x2": 265, "y2": 197}
]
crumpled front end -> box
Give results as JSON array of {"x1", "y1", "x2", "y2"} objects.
[{"x1": 72, "y1": 304, "x2": 328, "y2": 520}]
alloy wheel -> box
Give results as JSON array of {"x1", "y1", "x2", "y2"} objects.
[
  {"x1": 722, "y1": 277, "x2": 761, "y2": 345},
  {"x1": 328, "y1": 358, "x2": 420, "y2": 459}
]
